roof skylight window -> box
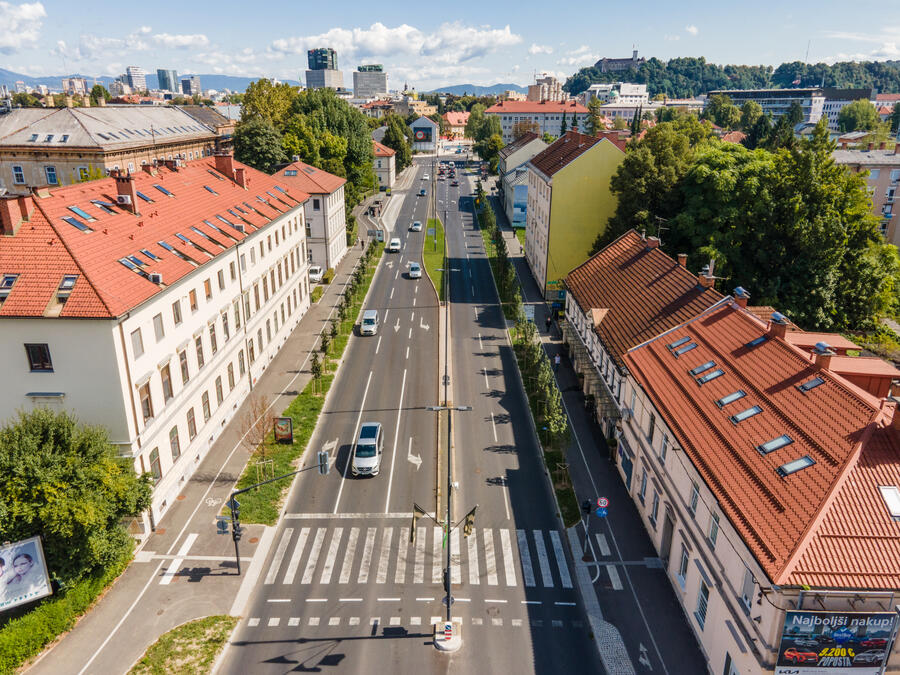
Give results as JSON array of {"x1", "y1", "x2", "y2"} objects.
[
  {"x1": 68, "y1": 206, "x2": 96, "y2": 222},
  {"x1": 158, "y1": 241, "x2": 194, "y2": 262},
  {"x1": 667, "y1": 336, "x2": 691, "y2": 350},
  {"x1": 745, "y1": 335, "x2": 767, "y2": 348},
  {"x1": 696, "y1": 369, "x2": 724, "y2": 385},
  {"x1": 59, "y1": 134, "x2": 69, "y2": 143},
  {"x1": 91, "y1": 200, "x2": 117, "y2": 214},
  {"x1": 140, "y1": 248, "x2": 161, "y2": 261},
  {"x1": 44, "y1": 134, "x2": 53, "y2": 142},
  {"x1": 776, "y1": 455, "x2": 815, "y2": 477},
  {"x1": 28, "y1": 134, "x2": 38, "y2": 142},
  {"x1": 284, "y1": 169, "x2": 298, "y2": 176},
  {"x1": 128, "y1": 255, "x2": 147, "y2": 267},
  {"x1": 58, "y1": 274, "x2": 77, "y2": 291},
  {"x1": 107, "y1": 132, "x2": 120, "y2": 139},
  {"x1": 730, "y1": 405, "x2": 763, "y2": 425},
  {"x1": 158, "y1": 241, "x2": 175, "y2": 252},
  {"x1": 0, "y1": 274, "x2": 18, "y2": 290},
  {"x1": 689, "y1": 361, "x2": 715, "y2": 376},
  {"x1": 758, "y1": 435, "x2": 793, "y2": 455},
  {"x1": 878, "y1": 486, "x2": 900, "y2": 519},
  {"x1": 204, "y1": 185, "x2": 218, "y2": 195},
  {"x1": 216, "y1": 215, "x2": 234, "y2": 226},
  {"x1": 673, "y1": 342, "x2": 697, "y2": 357},
  {"x1": 716, "y1": 390, "x2": 746, "y2": 408},
  {"x1": 207, "y1": 170, "x2": 225, "y2": 181},
  {"x1": 62, "y1": 216, "x2": 92, "y2": 232},
  {"x1": 153, "y1": 184, "x2": 174, "y2": 196},
  {"x1": 118, "y1": 257, "x2": 145, "y2": 274},
  {"x1": 136, "y1": 191, "x2": 154, "y2": 203},
  {"x1": 274, "y1": 185, "x2": 287, "y2": 193},
  {"x1": 797, "y1": 376, "x2": 826, "y2": 393},
  {"x1": 97, "y1": 133, "x2": 110, "y2": 140}
]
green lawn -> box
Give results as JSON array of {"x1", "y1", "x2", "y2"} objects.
[
  {"x1": 515, "y1": 228, "x2": 526, "y2": 248},
  {"x1": 226, "y1": 243, "x2": 384, "y2": 525},
  {"x1": 423, "y1": 217, "x2": 446, "y2": 301},
  {"x1": 129, "y1": 615, "x2": 238, "y2": 675}
]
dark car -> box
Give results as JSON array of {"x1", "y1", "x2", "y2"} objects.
[
  {"x1": 783, "y1": 648, "x2": 818, "y2": 664},
  {"x1": 860, "y1": 638, "x2": 887, "y2": 648},
  {"x1": 853, "y1": 651, "x2": 885, "y2": 664},
  {"x1": 451, "y1": 180, "x2": 459, "y2": 187}
]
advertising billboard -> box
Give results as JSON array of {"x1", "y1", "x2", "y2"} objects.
[
  {"x1": 413, "y1": 127, "x2": 432, "y2": 143},
  {"x1": 273, "y1": 417, "x2": 293, "y2": 444},
  {"x1": 776, "y1": 610, "x2": 897, "y2": 675},
  {"x1": 0, "y1": 536, "x2": 53, "y2": 612}
]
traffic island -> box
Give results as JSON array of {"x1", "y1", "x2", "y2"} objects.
[{"x1": 433, "y1": 620, "x2": 462, "y2": 653}]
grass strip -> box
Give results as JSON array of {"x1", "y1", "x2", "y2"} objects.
[
  {"x1": 423, "y1": 218, "x2": 446, "y2": 301},
  {"x1": 128, "y1": 615, "x2": 238, "y2": 675},
  {"x1": 227, "y1": 243, "x2": 384, "y2": 524},
  {"x1": 311, "y1": 286, "x2": 324, "y2": 303}
]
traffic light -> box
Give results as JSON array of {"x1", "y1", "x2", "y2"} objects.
[
  {"x1": 582, "y1": 499, "x2": 592, "y2": 516},
  {"x1": 463, "y1": 506, "x2": 477, "y2": 538},
  {"x1": 232, "y1": 524, "x2": 243, "y2": 542},
  {"x1": 317, "y1": 450, "x2": 330, "y2": 476},
  {"x1": 228, "y1": 497, "x2": 240, "y2": 521}
]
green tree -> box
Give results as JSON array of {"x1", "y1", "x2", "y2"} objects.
[
  {"x1": 542, "y1": 132, "x2": 557, "y2": 144},
  {"x1": 743, "y1": 113, "x2": 773, "y2": 149},
  {"x1": 381, "y1": 114, "x2": 412, "y2": 171},
  {"x1": 0, "y1": 409, "x2": 152, "y2": 585},
  {"x1": 77, "y1": 165, "x2": 106, "y2": 183},
  {"x1": 465, "y1": 104, "x2": 486, "y2": 139},
  {"x1": 12, "y1": 92, "x2": 41, "y2": 107},
  {"x1": 310, "y1": 353, "x2": 322, "y2": 394},
  {"x1": 240, "y1": 78, "x2": 298, "y2": 130},
  {"x1": 630, "y1": 106, "x2": 643, "y2": 135},
  {"x1": 838, "y1": 99, "x2": 880, "y2": 132},
  {"x1": 89, "y1": 84, "x2": 111, "y2": 106},
  {"x1": 703, "y1": 94, "x2": 740, "y2": 129},
  {"x1": 786, "y1": 101, "x2": 804, "y2": 127},
  {"x1": 739, "y1": 101, "x2": 763, "y2": 131},
  {"x1": 891, "y1": 102, "x2": 900, "y2": 134},
  {"x1": 233, "y1": 118, "x2": 286, "y2": 173},
  {"x1": 612, "y1": 117, "x2": 628, "y2": 130},
  {"x1": 586, "y1": 98, "x2": 605, "y2": 136}
]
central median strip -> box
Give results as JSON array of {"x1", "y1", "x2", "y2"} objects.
[{"x1": 422, "y1": 217, "x2": 446, "y2": 302}]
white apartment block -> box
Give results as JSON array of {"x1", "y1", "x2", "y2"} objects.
[{"x1": 486, "y1": 100, "x2": 588, "y2": 144}]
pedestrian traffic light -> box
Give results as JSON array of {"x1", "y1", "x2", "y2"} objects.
[
  {"x1": 463, "y1": 506, "x2": 477, "y2": 537},
  {"x1": 232, "y1": 524, "x2": 243, "y2": 542}
]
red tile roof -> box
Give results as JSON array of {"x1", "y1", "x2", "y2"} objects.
[
  {"x1": 721, "y1": 131, "x2": 747, "y2": 144},
  {"x1": 565, "y1": 230, "x2": 723, "y2": 368},
  {"x1": 498, "y1": 131, "x2": 540, "y2": 160},
  {"x1": 624, "y1": 301, "x2": 900, "y2": 589},
  {"x1": 876, "y1": 93, "x2": 900, "y2": 102},
  {"x1": 784, "y1": 332, "x2": 861, "y2": 353},
  {"x1": 442, "y1": 111, "x2": 470, "y2": 127},
  {"x1": 274, "y1": 160, "x2": 347, "y2": 195},
  {"x1": 529, "y1": 131, "x2": 620, "y2": 178},
  {"x1": 0, "y1": 158, "x2": 308, "y2": 319},
  {"x1": 485, "y1": 100, "x2": 589, "y2": 115},
  {"x1": 372, "y1": 140, "x2": 395, "y2": 157}
]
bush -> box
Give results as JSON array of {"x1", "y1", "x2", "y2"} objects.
[
  {"x1": 322, "y1": 268, "x2": 335, "y2": 285},
  {"x1": 311, "y1": 286, "x2": 324, "y2": 303}
]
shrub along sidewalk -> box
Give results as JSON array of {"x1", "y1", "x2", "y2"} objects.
[{"x1": 226, "y1": 241, "x2": 384, "y2": 524}]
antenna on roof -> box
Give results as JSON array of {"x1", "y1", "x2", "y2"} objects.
[{"x1": 654, "y1": 215, "x2": 669, "y2": 246}]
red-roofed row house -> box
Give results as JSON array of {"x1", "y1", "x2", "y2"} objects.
[
  {"x1": 565, "y1": 231, "x2": 900, "y2": 673},
  {"x1": 0, "y1": 153, "x2": 313, "y2": 534}
]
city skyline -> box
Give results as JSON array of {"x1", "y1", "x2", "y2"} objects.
[{"x1": 2, "y1": 0, "x2": 899, "y2": 90}]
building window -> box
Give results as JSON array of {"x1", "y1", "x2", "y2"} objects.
[
  {"x1": 209, "y1": 324, "x2": 218, "y2": 354},
  {"x1": 217, "y1": 269, "x2": 225, "y2": 291},
  {"x1": 238, "y1": 349, "x2": 246, "y2": 376},
  {"x1": 229, "y1": 261, "x2": 236, "y2": 281},
  {"x1": 660, "y1": 435, "x2": 669, "y2": 463},
  {"x1": 870, "y1": 169, "x2": 881, "y2": 181},
  {"x1": 169, "y1": 425, "x2": 181, "y2": 461},
  {"x1": 650, "y1": 491, "x2": 660, "y2": 527},
  {"x1": 262, "y1": 277, "x2": 269, "y2": 302},
  {"x1": 677, "y1": 544, "x2": 689, "y2": 586},
  {"x1": 189, "y1": 289, "x2": 198, "y2": 312},
  {"x1": 266, "y1": 319, "x2": 272, "y2": 343},
  {"x1": 240, "y1": 254, "x2": 246, "y2": 272},
  {"x1": 179, "y1": 349, "x2": 189, "y2": 384},
  {"x1": 187, "y1": 408, "x2": 197, "y2": 440},
  {"x1": 148, "y1": 448, "x2": 161, "y2": 483},
  {"x1": 253, "y1": 284, "x2": 260, "y2": 310},
  {"x1": 647, "y1": 412, "x2": 655, "y2": 442},
  {"x1": 201, "y1": 391, "x2": 211, "y2": 421},
  {"x1": 234, "y1": 299, "x2": 242, "y2": 329},
  {"x1": 892, "y1": 169, "x2": 900, "y2": 183},
  {"x1": 215, "y1": 376, "x2": 224, "y2": 405},
  {"x1": 131, "y1": 328, "x2": 144, "y2": 357},
  {"x1": 204, "y1": 278, "x2": 212, "y2": 300},
  {"x1": 740, "y1": 568, "x2": 755, "y2": 610},
  {"x1": 639, "y1": 469, "x2": 648, "y2": 504},
  {"x1": 248, "y1": 340, "x2": 255, "y2": 364},
  {"x1": 306, "y1": 222, "x2": 312, "y2": 238},
  {"x1": 153, "y1": 313, "x2": 165, "y2": 341},
  {"x1": 24, "y1": 343, "x2": 53, "y2": 371},
  {"x1": 139, "y1": 382, "x2": 153, "y2": 422},
  {"x1": 313, "y1": 198, "x2": 320, "y2": 210},
  {"x1": 695, "y1": 581, "x2": 710, "y2": 629},
  {"x1": 45, "y1": 166, "x2": 58, "y2": 185},
  {"x1": 708, "y1": 512, "x2": 720, "y2": 547},
  {"x1": 257, "y1": 328, "x2": 263, "y2": 353},
  {"x1": 689, "y1": 482, "x2": 699, "y2": 516},
  {"x1": 160, "y1": 364, "x2": 173, "y2": 401},
  {"x1": 12, "y1": 166, "x2": 24, "y2": 184},
  {"x1": 222, "y1": 314, "x2": 230, "y2": 342},
  {"x1": 195, "y1": 335, "x2": 205, "y2": 368},
  {"x1": 172, "y1": 300, "x2": 182, "y2": 325},
  {"x1": 227, "y1": 362, "x2": 235, "y2": 389}
]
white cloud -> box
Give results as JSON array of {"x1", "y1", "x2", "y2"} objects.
[
  {"x1": 137, "y1": 26, "x2": 152, "y2": 35},
  {"x1": 528, "y1": 43, "x2": 553, "y2": 55},
  {"x1": 685, "y1": 25, "x2": 698, "y2": 36},
  {"x1": 0, "y1": 1, "x2": 46, "y2": 54},
  {"x1": 152, "y1": 33, "x2": 209, "y2": 48},
  {"x1": 556, "y1": 45, "x2": 598, "y2": 67},
  {"x1": 664, "y1": 34, "x2": 681, "y2": 42},
  {"x1": 822, "y1": 27, "x2": 900, "y2": 63}
]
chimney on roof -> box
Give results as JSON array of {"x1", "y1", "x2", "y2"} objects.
[
  {"x1": 235, "y1": 166, "x2": 247, "y2": 189},
  {"x1": 114, "y1": 171, "x2": 139, "y2": 215},
  {"x1": 698, "y1": 258, "x2": 716, "y2": 289},
  {"x1": 734, "y1": 286, "x2": 751, "y2": 308},
  {"x1": 0, "y1": 195, "x2": 33, "y2": 236},
  {"x1": 214, "y1": 151, "x2": 236, "y2": 182},
  {"x1": 814, "y1": 341, "x2": 836, "y2": 370},
  {"x1": 768, "y1": 311, "x2": 790, "y2": 339},
  {"x1": 677, "y1": 253, "x2": 688, "y2": 268},
  {"x1": 890, "y1": 398, "x2": 900, "y2": 430},
  {"x1": 841, "y1": 141, "x2": 848, "y2": 149},
  {"x1": 646, "y1": 236, "x2": 660, "y2": 250},
  {"x1": 292, "y1": 155, "x2": 300, "y2": 162}
]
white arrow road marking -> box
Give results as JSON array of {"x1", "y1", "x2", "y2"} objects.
[
  {"x1": 407, "y1": 437, "x2": 422, "y2": 470},
  {"x1": 385, "y1": 260, "x2": 394, "y2": 269},
  {"x1": 419, "y1": 317, "x2": 430, "y2": 331},
  {"x1": 639, "y1": 643, "x2": 653, "y2": 670},
  {"x1": 394, "y1": 318, "x2": 401, "y2": 333}
]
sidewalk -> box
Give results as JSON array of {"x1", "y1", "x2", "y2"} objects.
[
  {"x1": 28, "y1": 239, "x2": 369, "y2": 675},
  {"x1": 487, "y1": 194, "x2": 707, "y2": 674}
]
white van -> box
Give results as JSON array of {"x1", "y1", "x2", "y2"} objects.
[
  {"x1": 352, "y1": 422, "x2": 384, "y2": 476},
  {"x1": 388, "y1": 237, "x2": 401, "y2": 252},
  {"x1": 361, "y1": 309, "x2": 379, "y2": 336}
]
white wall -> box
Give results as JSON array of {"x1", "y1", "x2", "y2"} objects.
[{"x1": 303, "y1": 185, "x2": 347, "y2": 270}]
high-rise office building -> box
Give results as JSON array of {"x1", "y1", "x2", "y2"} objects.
[
  {"x1": 181, "y1": 76, "x2": 201, "y2": 96},
  {"x1": 353, "y1": 65, "x2": 388, "y2": 99},
  {"x1": 308, "y1": 48, "x2": 338, "y2": 71},
  {"x1": 126, "y1": 66, "x2": 147, "y2": 92},
  {"x1": 157, "y1": 69, "x2": 179, "y2": 92}
]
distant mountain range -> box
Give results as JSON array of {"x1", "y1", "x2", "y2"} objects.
[
  {"x1": 0, "y1": 68, "x2": 300, "y2": 93},
  {"x1": 425, "y1": 83, "x2": 527, "y2": 96}
]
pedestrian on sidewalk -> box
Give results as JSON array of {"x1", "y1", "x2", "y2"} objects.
[
  {"x1": 545, "y1": 314, "x2": 552, "y2": 334},
  {"x1": 554, "y1": 353, "x2": 561, "y2": 372},
  {"x1": 358, "y1": 236, "x2": 363, "y2": 249}
]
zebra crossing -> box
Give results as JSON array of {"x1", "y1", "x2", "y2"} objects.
[{"x1": 261, "y1": 525, "x2": 574, "y2": 590}]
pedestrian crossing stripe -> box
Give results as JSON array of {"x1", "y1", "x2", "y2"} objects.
[
  {"x1": 262, "y1": 526, "x2": 575, "y2": 590},
  {"x1": 244, "y1": 615, "x2": 585, "y2": 630}
]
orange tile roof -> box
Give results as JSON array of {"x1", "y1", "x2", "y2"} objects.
[
  {"x1": 529, "y1": 130, "x2": 618, "y2": 178},
  {"x1": 0, "y1": 158, "x2": 308, "y2": 319},
  {"x1": 785, "y1": 332, "x2": 861, "y2": 353},
  {"x1": 442, "y1": 111, "x2": 470, "y2": 127},
  {"x1": 274, "y1": 160, "x2": 346, "y2": 195},
  {"x1": 372, "y1": 140, "x2": 395, "y2": 157},
  {"x1": 828, "y1": 355, "x2": 900, "y2": 378},
  {"x1": 565, "y1": 230, "x2": 723, "y2": 368},
  {"x1": 485, "y1": 100, "x2": 589, "y2": 115},
  {"x1": 624, "y1": 301, "x2": 900, "y2": 589},
  {"x1": 721, "y1": 131, "x2": 747, "y2": 144},
  {"x1": 876, "y1": 93, "x2": 900, "y2": 102}
]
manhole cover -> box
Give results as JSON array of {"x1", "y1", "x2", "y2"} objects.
[{"x1": 249, "y1": 537, "x2": 259, "y2": 544}]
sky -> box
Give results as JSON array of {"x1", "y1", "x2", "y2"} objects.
[{"x1": 2, "y1": 0, "x2": 900, "y2": 90}]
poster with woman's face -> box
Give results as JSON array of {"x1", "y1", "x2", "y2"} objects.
[{"x1": 0, "y1": 536, "x2": 52, "y2": 612}]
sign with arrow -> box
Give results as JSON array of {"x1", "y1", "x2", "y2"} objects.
[{"x1": 407, "y1": 438, "x2": 422, "y2": 470}]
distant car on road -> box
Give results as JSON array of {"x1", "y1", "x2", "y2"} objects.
[
  {"x1": 451, "y1": 180, "x2": 459, "y2": 187},
  {"x1": 419, "y1": 188, "x2": 427, "y2": 196},
  {"x1": 783, "y1": 648, "x2": 818, "y2": 664},
  {"x1": 853, "y1": 651, "x2": 885, "y2": 664},
  {"x1": 422, "y1": 174, "x2": 429, "y2": 180},
  {"x1": 387, "y1": 237, "x2": 401, "y2": 252},
  {"x1": 409, "y1": 221, "x2": 423, "y2": 232},
  {"x1": 308, "y1": 265, "x2": 324, "y2": 283},
  {"x1": 408, "y1": 262, "x2": 422, "y2": 279}
]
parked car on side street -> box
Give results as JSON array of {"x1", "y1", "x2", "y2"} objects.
[{"x1": 308, "y1": 265, "x2": 324, "y2": 283}]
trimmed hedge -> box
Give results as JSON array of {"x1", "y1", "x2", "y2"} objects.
[
  {"x1": 322, "y1": 268, "x2": 335, "y2": 285},
  {"x1": 311, "y1": 286, "x2": 324, "y2": 303}
]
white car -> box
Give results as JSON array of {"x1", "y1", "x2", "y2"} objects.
[
  {"x1": 408, "y1": 262, "x2": 422, "y2": 279},
  {"x1": 388, "y1": 237, "x2": 401, "y2": 252},
  {"x1": 422, "y1": 174, "x2": 429, "y2": 180},
  {"x1": 409, "y1": 221, "x2": 423, "y2": 232},
  {"x1": 308, "y1": 265, "x2": 324, "y2": 283}
]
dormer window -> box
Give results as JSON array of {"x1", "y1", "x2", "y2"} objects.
[
  {"x1": 58, "y1": 275, "x2": 77, "y2": 291},
  {"x1": 0, "y1": 274, "x2": 19, "y2": 302}
]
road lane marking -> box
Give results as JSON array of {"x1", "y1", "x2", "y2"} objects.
[
  {"x1": 395, "y1": 270, "x2": 399, "y2": 279},
  {"x1": 430, "y1": 616, "x2": 441, "y2": 625},
  {"x1": 247, "y1": 618, "x2": 260, "y2": 627},
  {"x1": 415, "y1": 285, "x2": 418, "y2": 294},
  {"x1": 349, "y1": 617, "x2": 360, "y2": 626},
  {"x1": 555, "y1": 601, "x2": 577, "y2": 607},
  {"x1": 549, "y1": 530, "x2": 573, "y2": 589},
  {"x1": 319, "y1": 527, "x2": 343, "y2": 585},
  {"x1": 267, "y1": 598, "x2": 290, "y2": 603},
  {"x1": 268, "y1": 617, "x2": 280, "y2": 627},
  {"x1": 474, "y1": 307, "x2": 478, "y2": 321},
  {"x1": 301, "y1": 528, "x2": 326, "y2": 584},
  {"x1": 281, "y1": 527, "x2": 309, "y2": 585},
  {"x1": 390, "y1": 288, "x2": 394, "y2": 299},
  {"x1": 332, "y1": 370, "x2": 373, "y2": 514},
  {"x1": 606, "y1": 564, "x2": 623, "y2": 590},
  {"x1": 500, "y1": 529, "x2": 517, "y2": 586},
  {"x1": 490, "y1": 412, "x2": 498, "y2": 443},
  {"x1": 358, "y1": 527, "x2": 377, "y2": 583},
  {"x1": 377, "y1": 597, "x2": 401, "y2": 602},
  {"x1": 375, "y1": 336, "x2": 382, "y2": 354},
  {"x1": 408, "y1": 327, "x2": 412, "y2": 339},
  {"x1": 595, "y1": 533, "x2": 611, "y2": 557},
  {"x1": 389, "y1": 616, "x2": 401, "y2": 626},
  {"x1": 414, "y1": 526, "x2": 426, "y2": 583},
  {"x1": 305, "y1": 598, "x2": 328, "y2": 603},
  {"x1": 338, "y1": 527, "x2": 359, "y2": 584},
  {"x1": 395, "y1": 527, "x2": 409, "y2": 584},
  {"x1": 478, "y1": 333, "x2": 483, "y2": 350},
  {"x1": 308, "y1": 617, "x2": 320, "y2": 626},
  {"x1": 406, "y1": 346, "x2": 409, "y2": 360},
  {"x1": 413, "y1": 297, "x2": 416, "y2": 306},
  {"x1": 472, "y1": 617, "x2": 483, "y2": 625},
  {"x1": 384, "y1": 309, "x2": 389, "y2": 320},
  {"x1": 483, "y1": 529, "x2": 498, "y2": 585},
  {"x1": 467, "y1": 529, "x2": 479, "y2": 585},
  {"x1": 376, "y1": 527, "x2": 393, "y2": 583},
  {"x1": 432, "y1": 526, "x2": 443, "y2": 583},
  {"x1": 485, "y1": 599, "x2": 508, "y2": 604},
  {"x1": 410, "y1": 311, "x2": 414, "y2": 322},
  {"x1": 416, "y1": 597, "x2": 434, "y2": 601},
  {"x1": 516, "y1": 530, "x2": 536, "y2": 587},
  {"x1": 288, "y1": 617, "x2": 300, "y2": 626},
  {"x1": 533, "y1": 530, "x2": 553, "y2": 588},
  {"x1": 522, "y1": 600, "x2": 542, "y2": 605},
  {"x1": 329, "y1": 617, "x2": 341, "y2": 626},
  {"x1": 383, "y1": 368, "x2": 408, "y2": 513},
  {"x1": 483, "y1": 367, "x2": 489, "y2": 389},
  {"x1": 160, "y1": 532, "x2": 198, "y2": 585},
  {"x1": 451, "y1": 527, "x2": 461, "y2": 584},
  {"x1": 411, "y1": 617, "x2": 421, "y2": 625}
]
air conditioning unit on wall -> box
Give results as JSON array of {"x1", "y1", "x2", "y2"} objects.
[{"x1": 116, "y1": 194, "x2": 132, "y2": 205}]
